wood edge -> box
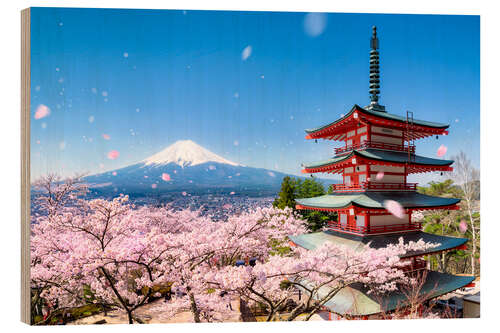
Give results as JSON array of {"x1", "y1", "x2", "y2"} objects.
[{"x1": 21, "y1": 7, "x2": 31, "y2": 325}]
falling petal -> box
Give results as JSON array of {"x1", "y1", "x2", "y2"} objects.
[
  {"x1": 107, "y1": 150, "x2": 120, "y2": 160},
  {"x1": 59, "y1": 141, "x2": 66, "y2": 150},
  {"x1": 123, "y1": 52, "x2": 129, "y2": 58},
  {"x1": 437, "y1": 145, "x2": 447, "y2": 157},
  {"x1": 34, "y1": 104, "x2": 51, "y2": 120},
  {"x1": 181, "y1": 191, "x2": 187, "y2": 196},
  {"x1": 88, "y1": 116, "x2": 95, "y2": 123},
  {"x1": 161, "y1": 173, "x2": 171, "y2": 181},
  {"x1": 383, "y1": 200, "x2": 405, "y2": 219},
  {"x1": 102, "y1": 134, "x2": 111, "y2": 140},
  {"x1": 223, "y1": 204, "x2": 232, "y2": 209},
  {"x1": 376, "y1": 172, "x2": 385, "y2": 180},
  {"x1": 233, "y1": 140, "x2": 239, "y2": 146},
  {"x1": 112, "y1": 171, "x2": 117, "y2": 176},
  {"x1": 208, "y1": 165, "x2": 216, "y2": 170},
  {"x1": 241, "y1": 45, "x2": 252, "y2": 61},
  {"x1": 459, "y1": 220, "x2": 468, "y2": 233},
  {"x1": 151, "y1": 184, "x2": 157, "y2": 189},
  {"x1": 267, "y1": 171, "x2": 276, "y2": 177},
  {"x1": 230, "y1": 191, "x2": 235, "y2": 195},
  {"x1": 102, "y1": 91, "x2": 108, "y2": 97},
  {"x1": 304, "y1": 13, "x2": 327, "y2": 37}
]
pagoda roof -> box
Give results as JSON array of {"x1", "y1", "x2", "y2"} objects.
[
  {"x1": 305, "y1": 105, "x2": 449, "y2": 141},
  {"x1": 313, "y1": 271, "x2": 474, "y2": 316},
  {"x1": 295, "y1": 191, "x2": 460, "y2": 210},
  {"x1": 302, "y1": 148, "x2": 453, "y2": 174},
  {"x1": 288, "y1": 230, "x2": 467, "y2": 258}
]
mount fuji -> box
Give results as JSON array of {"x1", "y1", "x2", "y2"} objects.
[{"x1": 84, "y1": 140, "x2": 296, "y2": 197}]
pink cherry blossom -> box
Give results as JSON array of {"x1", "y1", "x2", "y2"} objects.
[
  {"x1": 384, "y1": 200, "x2": 405, "y2": 219},
  {"x1": 30, "y1": 175, "x2": 438, "y2": 324},
  {"x1": 376, "y1": 171, "x2": 385, "y2": 180},
  {"x1": 181, "y1": 191, "x2": 187, "y2": 196},
  {"x1": 102, "y1": 134, "x2": 111, "y2": 140},
  {"x1": 222, "y1": 204, "x2": 232, "y2": 209},
  {"x1": 230, "y1": 191, "x2": 235, "y2": 195},
  {"x1": 437, "y1": 144, "x2": 447, "y2": 157},
  {"x1": 459, "y1": 220, "x2": 468, "y2": 233},
  {"x1": 34, "y1": 104, "x2": 51, "y2": 119},
  {"x1": 107, "y1": 150, "x2": 120, "y2": 160},
  {"x1": 161, "y1": 173, "x2": 171, "y2": 181}
]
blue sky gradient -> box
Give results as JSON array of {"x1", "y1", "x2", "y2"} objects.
[{"x1": 30, "y1": 8, "x2": 480, "y2": 183}]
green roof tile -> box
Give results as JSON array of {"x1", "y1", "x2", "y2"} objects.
[
  {"x1": 295, "y1": 191, "x2": 460, "y2": 210},
  {"x1": 318, "y1": 271, "x2": 474, "y2": 316},
  {"x1": 303, "y1": 148, "x2": 454, "y2": 169},
  {"x1": 288, "y1": 230, "x2": 468, "y2": 258}
]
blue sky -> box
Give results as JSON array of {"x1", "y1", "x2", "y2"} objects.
[{"x1": 30, "y1": 8, "x2": 480, "y2": 183}]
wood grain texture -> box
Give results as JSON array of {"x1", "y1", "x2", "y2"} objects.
[{"x1": 21, "y1": 7, "x2": 31, "y2": 325}]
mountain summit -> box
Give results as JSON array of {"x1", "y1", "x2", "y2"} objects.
[
  {"x1": 84, "y1": 140, "x2": 292, "y2": 196},
  {"x1": 142, "y1": 140, "x2": 239, "y2": 167}
]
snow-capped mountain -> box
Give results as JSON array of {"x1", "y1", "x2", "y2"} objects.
[
  {"x1": 141, "y1": 140, "x2": 239, "y2": 167},
  {"x1": 84, "y1": 140, "x2": 294, "y2": 197}
]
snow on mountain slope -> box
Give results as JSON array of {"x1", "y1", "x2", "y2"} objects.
[{"x1": 141, "y1": 140, "x2": 239, "y2": 167}]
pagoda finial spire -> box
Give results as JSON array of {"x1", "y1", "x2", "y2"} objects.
[{"x1": 367, "y1": 26, "x2": 385, "y2": 112}]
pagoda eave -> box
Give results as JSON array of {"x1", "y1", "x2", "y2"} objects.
[
  {"x1": 296, "y1": 203, "x2": 460, "y2": 212},
  {"x1": 305, "y1": 105, "x2": 449, "y2": 141},
  {"x1": 301, "y1": 150, "x2": 454, "y2": 175}
]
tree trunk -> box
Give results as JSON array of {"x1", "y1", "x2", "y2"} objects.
[
  {"x1": 127, "y1": 311, "x2": 133, "y2": 324},
  {"x1": 189, "y1": 293, "x2": 201, "y2": 323},
  {"x1": 467, "y1": 204, "x2": 477, "y2": 276},
  {"x1": 287, "y1": 304, "x2": 304, "y2": 321}
]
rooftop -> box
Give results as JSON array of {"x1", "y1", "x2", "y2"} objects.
[
  {"x1": 295, "y1": 191, "x2": 460, "y2": 210},
  {"x1": 302, "y1": 148, "x2": 453, "y2": 173},
  {"x1": 288, "y1": 230, "x2": 468, "y2": 258},
  {"x1": 314, "y1": 271, "x2": 474, "y2": 316}
]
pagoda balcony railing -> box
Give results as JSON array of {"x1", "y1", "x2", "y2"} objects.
[
  {"x1": 330, "y1": 181, "x2": 417, "y2": 192},
  {"x1": 327, "y1": 221, "x2": 423, "y2": 235},
  {"x1": 334, "y1": 140, "x2": 416, "y2": 156}
]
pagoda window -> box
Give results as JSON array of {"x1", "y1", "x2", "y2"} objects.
[
  {"x1": 359, "y1": 174, "x2": 367, "y2": 183},
  {"x1": 340, "y1": 213, "x2": 348, "y2": 226},
  {"x1": 346, "y1": 139, "x2": 353, "y2": 147},
  {"x1": 356, "y1": 215, "x2": 365, "y2": 228},
  {"x1": 360, "y1": 134, "x2": 368, "y2": 144},
  {"x1": 344, "y1": 167, "x2": 354, "y2": 173},
  {"x1": 357, "y1": 126, "x2": 367, "y2": 134},
  {"x1": 370, "y1": 165, "x2": 405, "y2": 173},
  {"x1": 371, "y1": 126, "x2": 404, "y2": 145},
  {"x1": 347, "y1": 130, "x2": 356, "y2": 138},
  {"x1": 370, "y1": 214, "x2": 409, "y2": 226},
  {"x1": 344, "y1": 175, "x2": 351, "y2": 185},
  {"x1": 355, "y1": 165, "x2": 367, "y2": 172}
]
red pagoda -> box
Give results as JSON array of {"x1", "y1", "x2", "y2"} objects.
[{"x1": 289, "y1": 26, "x2": 474, "y2": 318}]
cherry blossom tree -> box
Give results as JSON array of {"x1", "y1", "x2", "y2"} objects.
[
  {"x1": 209, "y1": 239, "x2": 437, "y2": 321},
  {"x1": 31, "y1": 176, "x2": 307, "y2": 324},
  {"x1": 31, "y1": 175, "x2": 437, "y2": 324}
]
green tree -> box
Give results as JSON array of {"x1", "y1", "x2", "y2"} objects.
[
  {"x1": 273, "y1": 176, "x2": 297, "y2": 209},
  {"x1": 274, "y1": 176, "x2": 335, "y2": 232}
]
